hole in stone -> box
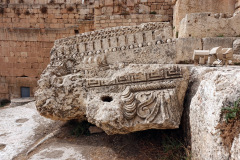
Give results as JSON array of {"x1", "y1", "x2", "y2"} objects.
[
  {"x1": 16, "y1": 118, "x2": 29, "y2": 123},
  {"x1": 0, "y1": 144, "x2": 6, "y2": 150},
  {"x1": 101, "y1": 96, "x2": 113, "y2": 102},
  {"x1": 74, "y1": 30, "x2": 79, "y2": 34}
]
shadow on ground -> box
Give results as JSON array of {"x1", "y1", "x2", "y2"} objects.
[{"x1": 27, "y1": 120, "x2": 190, "y2": 160}]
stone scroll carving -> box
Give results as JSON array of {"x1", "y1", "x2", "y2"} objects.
[
  {"x1": 84, "y1": 65, "x2": 188, "y2": 134},
  {"x1": 121, "y1": 83, "x2": 176, "y2": 121},
  {"x1": 35, "y1": 22, "x2": 189, "y2": 134}
]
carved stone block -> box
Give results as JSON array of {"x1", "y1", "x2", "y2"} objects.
[
  {"x1": 145, "y1": 31, "x2": 153, "y2": 42},
  {"x1": 118, "y1": 35, "x2": 126, "y2": 46},
  {"x1": 102, "y1": 39, "x2": 109, "y2": 49},
  {"x1": 79, "y1": 43, "x2": 86, "y2": 52},
  {"x1": 135, "y1": 32, "x2": 144, "y2": 44},
  {"x1": 193, "y1": 46, "x2": 234, "y2": 66},
  {"x1": 85, "y1": 65, "x2": 189, "y2": 134},
  {"x1": 94, "y1": 40, "x2": 102, "y2": 51},
  {"x1": 35, "y1": 22, "x2": 189, "y2": 134}
]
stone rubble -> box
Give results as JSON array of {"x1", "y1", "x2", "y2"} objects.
[{"x1": 193, "y1": 46, "x2": 233, "y2": 66}]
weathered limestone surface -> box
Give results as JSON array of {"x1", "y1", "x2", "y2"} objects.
[
  {"x1": 173, "y1": 37, "x2": 240, "y2": 64},
  {"x1": 173, "y1": 0, "x2": 236, "y2": 34},
  {"x1": 233, "y1": 39, "x2": 240, "y2": 55},
  {"x1": 10, "y1": 97, "x2": 35, "y2": 107},
  {"x1": 179, "y1": 12, "x2": 240, "y2": 38},
  {"x1": 86, "y1": 64, "x2": 189, "y2": 134},
  {"x1": 193, "y1": 46, "x2": 233, "y2": 66},
  {"x1": 230, "y1": 136, "x2": 240, "y2": 160},
  {"x1": 203, "y1": 37, "x2": 239, "y2": 50},
  {"x1": 189, "y1": 67, "x2": 240, "y2": 160},
  {"x1": 35, "y1": 23, "x2": 190, "y2": 134},
  {"x1": 236, "y1": 0, "x2": 240, "y2": 12},
  {"x1": 0, "y1": 102, "x2": 56, "y2": 160},
  {"x1": 175, "y1": 38, "x2": 202, "y2": 63},
  {"x1": 201, "y1": 38, "x2": 240, "y2": 65}
]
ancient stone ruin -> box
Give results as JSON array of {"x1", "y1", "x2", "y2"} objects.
[
  {"x1": 1, "y1": 0, "x2": 240, "y2": 159},
  {"x1": 35, "y1": 22, "x2": 189, "y2": 134},
  {"x1": 193, "y1": 46, "x2": 233, "y2": 66}
]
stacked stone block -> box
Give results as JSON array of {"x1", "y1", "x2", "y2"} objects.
[
  {"x1": 94, "y1": 14, "x2": 170, "y2": 29},
  {"x1": 0, "y1": 1, "x2": 94, "y2": 98},
  {"x1": 94, "y1": 0, "x2": 173, "y2": 29},
  {"x1": 1, "y1": 0, "x2": 84, "y2": 4},
  {"x1": 0, "y1": 2, "x2": 94, "y2": 31},
  {"x1": 0, "y1": 77, "x2": 8, "y2": 99},
  {"x1": 173, "y1": 0, "x2": 236, "y2": 37}
]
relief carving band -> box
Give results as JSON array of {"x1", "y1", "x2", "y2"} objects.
[
  {"x1": 35, "y1": 22, "x2": 190, "y2": 134},
  {"x1": 121, "y1": 82, "x2": 176, "y2": 122},
  {"x1": 86, "y1": 66, "x2": 182, "y2": 88}
]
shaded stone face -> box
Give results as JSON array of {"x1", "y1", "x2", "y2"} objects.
[{"x1": 35, "y1": 22, "x2": 189, "y2": 134}]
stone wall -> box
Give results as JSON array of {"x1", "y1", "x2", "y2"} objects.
[
  {"x1": 94, "y1": 0, "x2": 173, "y2": 16},
  {"x1": 178, "y1": 12, "x2": 240, "y2": 38},
  {"x1": 0, "y1": 29, "x2": 69, "y2": 98},
  {"x1": 173, "y1": 0, "x2": 236, "y2": 37},
  {"x1": 94, "y1": 14, "x2": 170, "y2": 30},
  {"x1": 0, "y1": 1, "x2": 94, "y2": 98},
  {"x1": 0, "y1": 76, "x2": 8, "y2": 99},
  {"x1": 0, "y1": 1, "x2": 94, "y2": 31},
  {"x1": 94, "y1": 0, "x2": 174, "y2": 29},
  {"x1": 0, "y1": 0, "x2": 84, "y2": 4}
]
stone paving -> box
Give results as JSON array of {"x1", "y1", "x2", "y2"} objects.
[{"x1": 0, "y1": 102, "x2": 57, "y2": 160}]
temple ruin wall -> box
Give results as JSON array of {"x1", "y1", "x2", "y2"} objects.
[
  {"x1": 0, "y1": 0, "x2": 240, "y2": 99},
  {"x1": 0, "y1": 1, "x2": 94, "y2": 98},
  {"x1": 94, "y1": 0, "x2": 173, "y2": 29},
  {"x1": 178, "y1": 12, "x2": 240, "y2": 38},
  {"x1": 173, "y1": 0, "x2": 237, "y2": 37}
]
